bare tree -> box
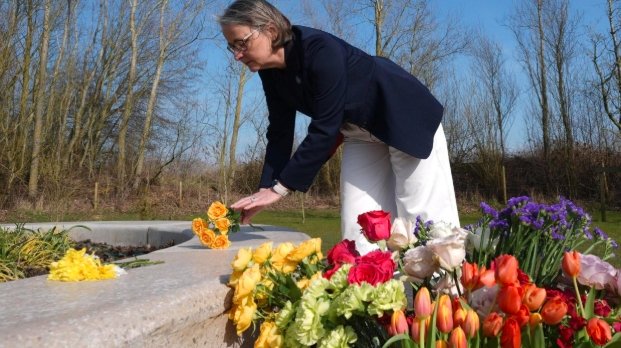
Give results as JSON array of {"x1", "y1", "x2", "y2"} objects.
[{"x1": 592, "y1": 0, "x2": 621, "y2": 133}]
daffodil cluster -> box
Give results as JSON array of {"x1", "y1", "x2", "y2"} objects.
[
  {"x1": 48, "y1": 248, "x2": 126, "y2": 281},
  {"x1": 191, "y1": 201, "x2": 240, "y2": 249}
]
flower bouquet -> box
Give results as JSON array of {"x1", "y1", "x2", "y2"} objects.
[
  {"x1": 226, "y1": 197, "x2": 621, "y2": 347},
  {"x1": 192, "y1": 201, "x2": 240, "y2": 249},
  {"x1": 48, "y1": 248, "x2": 126, "y2": 281}
]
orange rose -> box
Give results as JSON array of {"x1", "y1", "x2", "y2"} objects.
[
  {"x1": 211, "y1": 234, "x2": 231, "y2": 249},
  {"x1": 494, "y1": 254, "x2": 519, "y2": 286},
  {"x1": 540, "y1": 296, "x2": 568, "y2": 325},
  {"x1": 522, "y1": 284, "x2": 546, "y2": 311},
  {"x1": 192, "y1": 218, "x2": 207, "y2": 234},
  {"x1": 500, "y1": 317, "x2": 521, "y2": 348},
  {"x1": 198, "y1": 229, "x2": 216, "y2": 247},
  {"x1": 482, "y1": 312, "x2": 503, "y2": 337},
  {"x1": 586, "y1": 317, "x2": 612, "y2": 346},
  {"x1": 214, "y1": 218, "x2": 231, "y2": 235},
  {"x1": 562, "y1": 251, "x2": 581, "y2": 278},
  {"x1": 207, "y1": 201, "x2": 228, "y2": 220}
]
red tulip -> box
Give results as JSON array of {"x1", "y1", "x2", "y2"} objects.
[
  {"x1": 478, "y1": 266, "x2": 496, "y2": 287},
  {"x1": 437, "y1": 295, "x2": 454, "y2": 333},
  {"x1": 482, "y1": 312, "x2": 503, "y2": 337},
  {"x1": 511, "y1": 305, "x2": 530, "y2": 327},
  {"x1": 541, "y1": 296, "x2": 568, "y2": 325},
  {"x1": 497, "y1": 285, "x2": 523, "y2": 315},
  {"x1": 415, "y1": 287, "x2": 432, "y2": 319},
  {"x1": 461, "y1": 309, "x2": 480, "y2": 339},
  {"x1": 449, "y1": 326, "x2": 467, "y2": 348},
  {"x1": 494, "y1": 255, "x2": 519, "y2": 286},
  {"x1": 586, "y1": 317, "x2": 612, "y2": 346},
  {"x1": 500, "y1": 317, "x2": 521, "y2": 348},
  {"x1": 562, "y1": 251, "x2": 581, "y2": 278},
  {"x1": 522, "y1": 284, "x2": 546, "y2": 311}
]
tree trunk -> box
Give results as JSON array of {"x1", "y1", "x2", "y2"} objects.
[
  {"x1": 227, "y1": 66, "x2": 248, "y2": 191},
  {"x1": 28, "y1": 0, "x2": 51, "y2": 199},
  {"x1": 536, "y1": 0, "x2": 551, "y2": 189}
]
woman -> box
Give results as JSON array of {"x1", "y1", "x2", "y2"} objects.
[{"x1": 223, "y1": 0, "x2": 459, "y2": 253}]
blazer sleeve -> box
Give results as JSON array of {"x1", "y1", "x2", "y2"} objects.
[
  {"x1": 277, "y1": 36, "x2": 347, "y2": 192},
  {"x1": 258, "y1": 71, "x2": 297, "y2": 189}
]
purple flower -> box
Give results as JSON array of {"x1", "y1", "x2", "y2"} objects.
[
  {"x1": 480, "y1": 202, "x2": 498, "y2": 218},
  {"x1": 577, "y1": 254, "x2": 617, "y2": 290},
  {"x1": 583, "y1": 228, "x2": 593, "y2": 240}
]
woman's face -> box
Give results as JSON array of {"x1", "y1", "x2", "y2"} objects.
[{"x1": 221, "y1": 24, "x2": 283, "y2": 72}]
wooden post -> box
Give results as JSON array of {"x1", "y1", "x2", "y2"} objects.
[
  {"x1": 94, "y1": 182, "x2": 99, "y2": 209},
  {"x1": 179, "y1": 181, "x2": 183, "y2": 208},
  {"x1": 501, "y1": 165, "x2": 507, "y2": 203}
]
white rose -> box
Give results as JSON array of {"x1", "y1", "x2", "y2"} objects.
[
  {"x1": 429, "y1": 221, "x2": 455, "y2": 239},
  {"x1": 387, "y1": 217, "x2": 417, "y2": 251},
  {"x1": 403, "y1": 246, "x2": 438, "y2": 279},
  {"x1": 427, "y1": 234, "x2": 466, "y2": 271}
]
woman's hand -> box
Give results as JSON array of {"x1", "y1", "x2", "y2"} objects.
[{"x1": 230, "y1": 188, "x2": 283, "y2": 224}]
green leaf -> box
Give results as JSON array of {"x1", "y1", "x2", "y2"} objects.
[
  {"x1": 605, "y1": 332, "x2": 621, "y2": 348},
  {"x1": 584, "y1": 287, "x2": 597, "y2": 319},
  {"x1": 381, "y1": 334, "x2": 414, "y2": 348}
]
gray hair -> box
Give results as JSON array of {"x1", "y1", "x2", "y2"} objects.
[{"x1": 218, "y1": 0, "x2": 293, "y2": 49}]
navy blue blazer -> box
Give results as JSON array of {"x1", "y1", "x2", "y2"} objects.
[{"x1": 258, "y1": 25, "x2": 443, "y2": 192}]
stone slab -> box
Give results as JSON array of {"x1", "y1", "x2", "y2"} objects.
[{"x1": 0, "y1": 222, "x2": 310, "y2": 347}]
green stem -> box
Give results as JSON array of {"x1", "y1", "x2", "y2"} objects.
[{"x1": 573, "y1": 276, "x2": 585, "y2": 317}]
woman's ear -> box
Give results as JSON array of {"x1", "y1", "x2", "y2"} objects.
[{"x1": 264, "y1": 23, "x2": 279, "y2": 44}]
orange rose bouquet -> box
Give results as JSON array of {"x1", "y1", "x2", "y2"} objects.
[{"x1": 191, "y1": 201, "x2": 240, "y2": 249}]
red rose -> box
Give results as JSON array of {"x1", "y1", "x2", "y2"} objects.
[
  {"x1": 327, "y1": 239, "x2": 359, "y2": 265},
  {"x1": 347, "y1": 250, "x2": 395, "y2": 286},
  {"x1": 357, "y1": 210, "x2": 391, "y2": 242},
  {"x1": 323, "y1": 264, "x2": 341, "y2": 280}
]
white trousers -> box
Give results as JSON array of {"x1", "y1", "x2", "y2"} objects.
[{"x1": 340, "y1": 123, "x2": 460, "y2": 254}]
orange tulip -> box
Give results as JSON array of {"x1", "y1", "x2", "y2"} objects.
[
  {"x1": 389, "y1": 310, "x2": 409, "y2": 336},
  {"x1": 500, "y1": 317, "x2": 521, "y2": 348},
  {"x1": 482, "y1": 312, "x2": 504, "y2": 337},
  {"x1": 449, "y1": 326, "x2": 468, "y2": 348},
  {"x1": 461, "y1": 309, "x2": 480, "y2": 339},
  {"x1": 478, "y1": 266, "x2": 496, "y2": 287},
  {"x1": 461, "y1": 262, "x2": 480, "y2": 291},
  {"x1": 522, "y1": 284, "x2": 546, "y2": 311},
  {"x1": 540, "y1": 296, "x2": 568, "y2": 325},
  {"x1": 415, "y1": 287, "x2": 432, "y2": 319},
  {"x1": 436, "y1": 340, "x2": 448, "y2": 348},
  {"x1": 529, "y1": 313, "x2": 543, "y2": 328},
  {"x1": 411, "y1": 316, "x2": 431, "y2": 342},
  {"x1": 494, "y1": 254, "x2": 519, "y2": 286},
  {"x1": 437, "y1": 295, "x2": 454, "y2": 333},
  {"x1": 453, "y1": 307, "x2": 467, "y2": 327},
  {"x1": 512, "y1": 305, "x2": 530, "y2": 327},
  {"x1": 562, "y1": 251, "x2": 581, "y2": 278},
  {"x1": 586, "y1": 317, "x2": 612, "y2": 346},
  {"x1": 497, "y1": 285, "x2": 523, "y2": 315}
]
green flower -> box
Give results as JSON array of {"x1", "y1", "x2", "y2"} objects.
[
  {"x1": 276, "y1": 300, "x2": 296, "y2": 331},
  {"x1": 327, "y1": 264, "x2": 352, "y2": 295},
  {"x1": 333, "y1": 283, "x2": 373, "y2": 319},
  {"x1": 294, "y1": 295, "x2": 331, "y2": 345},
  {"x1": 318, "y1": 325, "x2": 357, "y2": 348},
  {"x1": 284, "y1": 323, "x2": 305, "y2": 348},
  {"x1": 367, "y1": 279, "x2": 407, "y2": 317},
  {"x1": 304, "y1": 277, "x2": 330, "y2": 299}
]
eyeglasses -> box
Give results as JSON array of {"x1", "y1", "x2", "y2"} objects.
[{"x1": 226, "y1": 29, "x2": 259, "y2": 55}]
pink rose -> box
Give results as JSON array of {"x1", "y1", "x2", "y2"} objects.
[
  {"x1": 577, "y1": 254, "x2": 617, "y2": 290},
  {"x1": 327, "y1": 239, "x2": 359, "y2": 265},
  {"x1": 357, "y1": 210, "x2": 391, "y2": 242},
  {"x1": 347, "y1": 250, "x2": 395, "y2": 286}
]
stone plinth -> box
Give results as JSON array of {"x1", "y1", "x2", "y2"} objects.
[{"x1": 0, "y1": 222, "x2": 309, "y2": 347}]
